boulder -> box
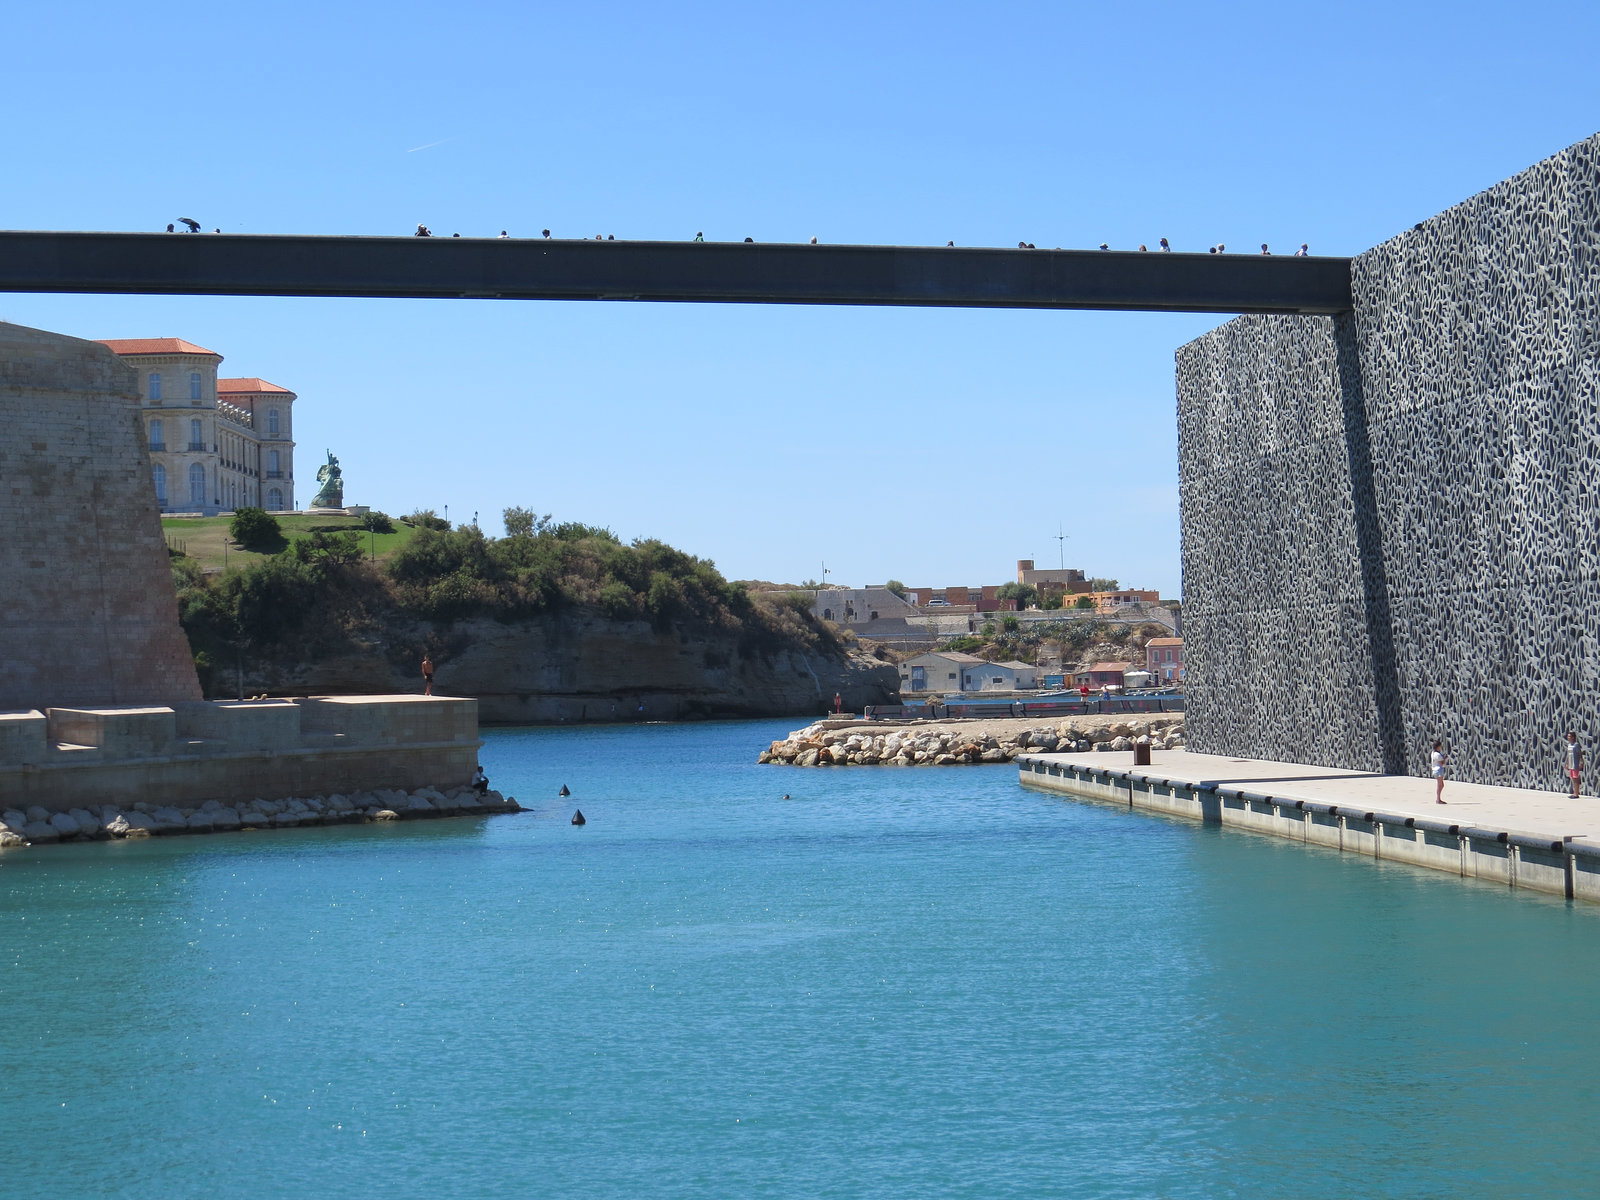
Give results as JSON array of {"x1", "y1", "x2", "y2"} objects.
[
  {"x1": 980, "y1": 748, "x2": 1007, "y2": 763},
  {"x1": 151, "y1": 807, "x2": 188, "y2": 831},
  {"x1": 1110, "y1": 736, "x2": 1133, "y2": 752},
  {"x1": 23, "y1": 821, "x2": 59, "y2": 843},
  {"x1": 211, "y1": 808, "x2": 242, "y2": 831},
  {"x1": 186, "y1": 814, "x2": 215, "y2": 833},
  {"x1": 200, "y1": 799, "x2": 224, "y2": 813},
  {"x1": 795, "y1": 748, "x2": 820, "y2": 767},
  {"x1": 26, "y1": 806, "x2": 50, "y2": 824},
  {"x1": 104, "y1": 813, "x2": 132, "y2": 837},
  {"x1": 49, "y1": 813, "x2": 81, "y2": 837},
  {"x1": 3, "y1": 810, "x2": 26, "y2": 830},
  {"x1": 372, "y1": 809, "x2": 399, "y2": 821},
  {"x1": 0, "y1": 832, "x2": 25, "y2": 849},
  {"x1": 1093, "y1": 741, "x2": 1113, "y2": 752},
  {"x1": 237, "y1": 809, "x2": 268, "y2": 827},
  {"x1": 122, "y1": 813, "x2": 159, "y2": 835},
  {"x1": 272, "y1": 812, "x2": 302, "y2": 827},
  {"x1": 69, "y1": 808, "x2": 100, "y2": 835}
]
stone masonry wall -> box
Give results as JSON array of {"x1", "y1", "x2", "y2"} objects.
[
  {"x1": 1178, "y1": 131, "x2": 1600, "y2": 790},
  {"x1": 0, "y1": 323, "x2": 202, "y2": 710}
]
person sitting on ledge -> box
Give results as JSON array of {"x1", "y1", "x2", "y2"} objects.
[{"x1": 472, "y1": 766, "x2": 490, "y2": 794}]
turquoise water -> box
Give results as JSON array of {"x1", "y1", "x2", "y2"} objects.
[{"x1": 3, "y1": 719, "x2": 1598, "y2": 1198}]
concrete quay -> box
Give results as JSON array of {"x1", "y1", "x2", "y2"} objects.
[
  {"x1": 0, "y1": 694, "x2": 481, "y2": 811},
  {"x1": 1016, "y1": 749, "x2": 1600, "y2": 903}
]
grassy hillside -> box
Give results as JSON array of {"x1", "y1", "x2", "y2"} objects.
[{"x1": 161, "y1": 513, "x2": 420, "y2": 571}]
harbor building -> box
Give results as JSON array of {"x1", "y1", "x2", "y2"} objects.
[{"x1": 97, "y1": 338, "x2": 297, "y2": 514}]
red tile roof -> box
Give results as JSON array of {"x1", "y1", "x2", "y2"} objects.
[
  {"x1": 97, "y1": 338, "x2": 221, "y2": 358},
  {"x1": 1145, "y1": 637, "x2": 1183, "y2": 647},
  {"x1": 217, "y1": 377, "x2": 292, "y2": 394}
]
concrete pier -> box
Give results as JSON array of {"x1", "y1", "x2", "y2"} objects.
[{"x1": 1017, "y1": 750, "x2": 1600, "y2": 904}]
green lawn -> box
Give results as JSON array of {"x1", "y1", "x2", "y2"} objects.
[{"x1": 161, "y1": 513, "x2": 423, "y2": 572}]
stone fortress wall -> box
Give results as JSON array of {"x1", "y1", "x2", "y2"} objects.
[
  {"x1": 1178, "y1": 131, "x2": 1600, "y2": 790},
  {"x1": 0, "y1": 323, "x2": 482, "y2": 820},
  {"x1": 0, "y1": 322, "x2": 203, "y2": 711}
]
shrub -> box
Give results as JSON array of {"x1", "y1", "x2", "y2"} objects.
[
  {"x1": 230, "y1": 506, "x2": 281, "y2": 550},
  {"x1": 1002, "y1": 615, "x2": 1020, "y2": 632},
  {"x1": 1074, "y1": 595, "x2": 1096, "y2": 609},
  {"x1": 402, "y1": 508, "x2": 452, "y2": 531},
  {"x1": 360, "y1": 510, "x2": 394, "y2": 534}
]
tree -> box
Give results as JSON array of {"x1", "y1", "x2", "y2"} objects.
[
  {"x1": 360, "y1": 510, "x2": 394, "y2": 534},
  {"x1": 884, "y1": 579, "x2": 908, "y2": 599},
  {"x1": 995, "y1": 581, "x2": 1040, "y2": 609},
  {"x1": 229, "y1": 506, "x2": 281, "y2": 550},
  {"x1": 1087, "y1": 577, "x2": 1120, "y2": 591},
  {"x1": 503, "y1": 506, "x2": 552, "y2": 538},
  {"x1": 1074, "y1": 595, "x2": 1096, "y2": 609}
]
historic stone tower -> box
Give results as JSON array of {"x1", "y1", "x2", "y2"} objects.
[{"x1": 0, "y1": 322, "x2": 202, "y2": 710}]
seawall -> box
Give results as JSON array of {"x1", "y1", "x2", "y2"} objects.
[
  {"x1": 0, "y1": 695, "x2": 479, "y2": 811},
  {"x1": 1018, "y1": 750, "x2": 1600, "y2": 904}
]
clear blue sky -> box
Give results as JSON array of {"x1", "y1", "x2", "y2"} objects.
[{"x1": 6, "y1": 0, "x2": 1598, "y2": 597}]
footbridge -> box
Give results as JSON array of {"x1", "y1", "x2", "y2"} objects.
[{"x1": 0, "y1": 231, "x2": 1352, "y2": 315}]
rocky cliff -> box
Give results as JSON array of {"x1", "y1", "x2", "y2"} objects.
[{"x1": 222, "y1": 611, "x2": 902, "y2": 724}]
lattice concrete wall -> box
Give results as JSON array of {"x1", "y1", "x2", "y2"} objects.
[
  {"x1": 1178, "y1": 131, "x2": 1600, "y2": 789},
  {"x1": 0, "y1": 322, "x2": 202, "y2": 710}
]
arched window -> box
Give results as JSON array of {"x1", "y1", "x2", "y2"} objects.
[
  {"x1": 148, "y1": 372, "x2": 162, "y2": 401},
  {"x1": 189, "y1": 418, "x2": 203, "y2": 450},
  {"x1": 148, "y1": 418, "x2": 164, "y2": 450},
  {"x1": 152, "y1": 463, "x2": 167, "y2": 505},
  {"x1": 267, "y1": 487, "x2": 283, "y2": 511},
  {"x1": 268, "y1": 408, "x2": 280, "y2": 435},
  {"x1": 188, "y1": 462, "x2": 206, "y2": 507},
  {"x1": 189, "y1": 372, "x2": 201, "y2": 400},
  {"x1": 268, "y1": 449, "x2": 280, "y2": 475}
]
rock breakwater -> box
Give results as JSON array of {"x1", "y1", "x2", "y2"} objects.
[
  {"x1": 0, "y1": 786, "x2": 520, "y2": 849},
  {"x1": 759, "y1": 715, "x2": 1186, "y2": 767}
]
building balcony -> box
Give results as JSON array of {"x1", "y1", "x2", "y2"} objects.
[
  {"x1": 149, "y1": 443, "x2": 166, "y2": 452},
  {"x1": 266, "y1": 470, "x2": 283, "y2": 479},
  {"x1": 188, "y1": 442, "x2": 205, "y2": 452}
]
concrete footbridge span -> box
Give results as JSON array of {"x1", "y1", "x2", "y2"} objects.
[{"x1": 0, "y1": 230, "x2": 1352, "y2": 315}]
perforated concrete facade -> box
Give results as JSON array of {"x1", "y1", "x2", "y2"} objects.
[{"x1": 1178, "y1": 132, "x2": 1600, "y2": 790}]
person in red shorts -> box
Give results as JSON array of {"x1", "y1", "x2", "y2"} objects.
[{"x1": 1565, "y1": 731, "x2": 1584, "y2": 798}]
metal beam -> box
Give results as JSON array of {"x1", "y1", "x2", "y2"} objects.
[{"x1": 0, "y1": 231, "x2": 1353, "y2": 315}]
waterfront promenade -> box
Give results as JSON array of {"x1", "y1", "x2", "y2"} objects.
[{"x1": 1018, "y1": 748, "x2": 1600, "y2": 903}]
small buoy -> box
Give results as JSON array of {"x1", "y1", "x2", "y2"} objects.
[
  {"x1": 559, "y1": 784, "x2": 571, "y2": 797},
  {"x1": 782, "y1": 794, "x2": 790, "y2": 800},
  {"x1": 571, "y1": 809, "x2": 586, "y2": 826}
]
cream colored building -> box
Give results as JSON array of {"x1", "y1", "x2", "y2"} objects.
[{"x1": 98, "y1": 339, "x2": 297, "y2": 514}]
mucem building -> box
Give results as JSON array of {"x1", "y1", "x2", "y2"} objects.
[{"x1": 1179, "y1": 131, "x2": 1600, "y2": 791}]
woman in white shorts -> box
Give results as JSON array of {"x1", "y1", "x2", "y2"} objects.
[{"x1": 1431, "y1": 740, "x2": 1447, "y2": 804}]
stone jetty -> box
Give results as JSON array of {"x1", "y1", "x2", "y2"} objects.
[
  {"x1": 759, "y1": 714, "x2": 1186, "y2": 767},
  {"x1": 0, "y1": 786, "x2": 520, "y2": 849}
]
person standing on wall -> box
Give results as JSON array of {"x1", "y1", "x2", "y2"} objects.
[
  {"x1": 1565, "y1": 731, "x2": 1584, "y2": 798},
  {"x1": 422, "y1": 654, "x2": 435, "y2": 696},
  {"x1": 1431, "y1": 741, "x2": 1447, "y2": 804}
]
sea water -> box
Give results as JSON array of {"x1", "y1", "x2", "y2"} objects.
[{"x1": 2, "y1": 719, "x2": 1598, "y2": 1198}]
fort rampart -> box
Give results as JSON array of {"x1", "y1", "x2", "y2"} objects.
[{"x1": 0, "y1": 322, "x2": 484, "y2": 824}]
